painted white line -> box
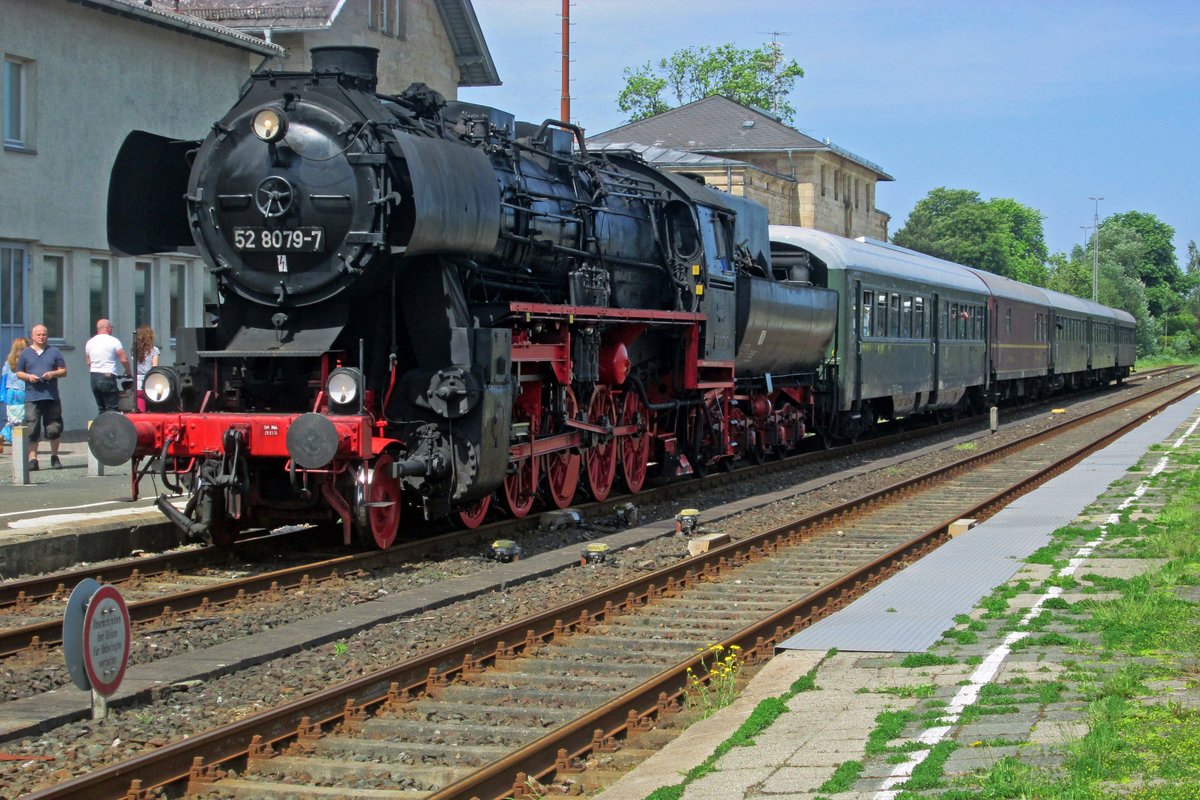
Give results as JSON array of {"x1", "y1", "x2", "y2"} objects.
[{"x1": 0, "y1": 500, "x2": 129, "y2": 519}]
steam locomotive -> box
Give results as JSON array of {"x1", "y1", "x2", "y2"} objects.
[
  {"x1": 90, "y1": 46, "x2": 1133, "y2": 549},
  {"x1": 90, "y1": 46, "x2": 837, "y2": 548}
]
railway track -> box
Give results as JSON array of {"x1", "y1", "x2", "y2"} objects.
[
  {"x1": 0, "y1": 370, "x2": 1179, "y2": 672},
  {"x1": 16, "y1": 371, "x2": 1198, "y2": 800}
]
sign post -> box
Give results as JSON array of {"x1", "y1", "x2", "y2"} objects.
[{"x1": 62, "y1": 580, "x2": 131, "y2": 720}]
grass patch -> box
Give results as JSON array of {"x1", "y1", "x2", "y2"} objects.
[
  {"x1": 898, "y1": 653, "x2": 957, "y2": 668},
  {"x1": 817, "y1": 759, "x2": 863, "y2": 793}
]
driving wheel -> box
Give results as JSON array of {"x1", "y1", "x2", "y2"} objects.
[
  {"x1": 543, "y1": 387, "x2": 580, "y2": 509},
  {"x1": 618, "y1": 390, "x2": 651, "y2": 493},
  {"x1": 585, "y1": 386, "x2": 618, "y2": 501}
]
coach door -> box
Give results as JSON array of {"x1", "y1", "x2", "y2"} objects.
[
  {"x1": 853, "y1": 278, "x2": 864, "y2": 406},
  {"x1": 0, "y1": 244, "x2": 26, "y2": 347},
  {"x1": 929, "y1": 291, "x2": 941, "y2": 404}
]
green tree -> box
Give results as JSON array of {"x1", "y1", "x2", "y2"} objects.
[
  {"x1": 891, "y1": 188, "x2": 1048, "y2": 284},
  {"x1": 617, "y1": 43, "x2": 804, "y2": 123},
  {"x1": 1186, "y1": 240, "x2": 1199, "y2": 275}
]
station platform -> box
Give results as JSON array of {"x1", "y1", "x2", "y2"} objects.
[
  {"x1": 595, "y1": 388, "x2": 1200, "y2": 800},
  {"x1": 0, "y1": 430, "x2": 183, "y2": 576}
]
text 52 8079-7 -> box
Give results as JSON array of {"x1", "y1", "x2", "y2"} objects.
[{"x1": 233, "y1": 227, "x2": 325, "y2": 252}]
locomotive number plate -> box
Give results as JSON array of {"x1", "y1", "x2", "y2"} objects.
[{"x1": 233, "y1": 227, "x2": 325, "y2": 252}]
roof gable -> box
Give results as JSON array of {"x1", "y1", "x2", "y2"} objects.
[
  {"x1": 588, "y1": 95, "x2": 891, "y2": 180},
  {"x1": 589, "y1": 96, "x2": 824, "y2": 151}
]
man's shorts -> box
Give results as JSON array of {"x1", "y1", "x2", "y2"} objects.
[{"x1": 24, "y1": 399, "x2": 63, "y2": 441}]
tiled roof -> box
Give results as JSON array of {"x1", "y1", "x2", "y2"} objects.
[
  {"x1": 588, "y1": 95, "x2": 891, "y2": 180},
  {"x1": 170, "y1": 0, "x2": 342, "y2": 28},
  {"x1": 68, "y1": 0, "x2": 285, "y2": 55},
  {"x1": 168, "y1": 0, "x2": 499, "y2": 86}
]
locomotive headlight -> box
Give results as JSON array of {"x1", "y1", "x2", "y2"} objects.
[
  {"x1": 143, "y1": 367, "x2": 180, "y2": 410},
  {"x1": 326, "y1": 367, "x2": 362, "y2": 412},
  {"x1": 251, "y1": 108, "x2": 288, "y2": 143}
]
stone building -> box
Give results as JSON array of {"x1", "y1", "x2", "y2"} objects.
[
  {"x1": 172, "y1": 0, "x2": 499, "y2": 98},
  {"x1": 0, "y1": 0, "x2": 496, "y2": 433},
  {"x1": 587, "y1": 95, "x2": 892, "y2": 241}
]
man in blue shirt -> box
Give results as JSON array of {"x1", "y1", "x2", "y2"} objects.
[{"x1": 14, "y1": 324, "x2": 68, "y2": 470}]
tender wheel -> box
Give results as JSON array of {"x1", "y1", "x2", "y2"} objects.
[
  {"x1": 543, "y1": 387, "x2": 581, "y2": 509},
  {"x1": 504, "y1": 417, "x2": 539, "y2": 518},
  {"x1": 363, "y1": 453, "x2": 402, "y2": 549},
  {"x1": 458, "y1": 495, "x2": 491, "y2": 530},
  {"x1": 618, "y1": 390, "x2": 651, "y2": 493},
  {"x1": 585, "y1": 386, "x2": 618, "y2": 501}
]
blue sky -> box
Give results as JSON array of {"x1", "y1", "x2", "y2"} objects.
[{"x1": 460, "y1": 0, "x2": 1199, "y2": 265}]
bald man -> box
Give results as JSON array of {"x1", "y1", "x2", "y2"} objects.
[{"x1": 85, "y1": 318, "x2": 132, "y2": 414}]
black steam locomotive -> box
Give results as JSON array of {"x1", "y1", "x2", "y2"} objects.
[{"x1": 91, "y1": 46, "x2": 837, "y2": 548}]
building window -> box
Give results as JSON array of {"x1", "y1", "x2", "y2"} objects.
[
  {"x1": 3, "y1": 57, "x2": 28, "y2": 148},
  {"x1": 820, "y1": 165, "x2": 826, "y2": 197},
  {"x1": 855, "y1": 179, "x2": 861, "y2": 210},
  {"x1": 134, "y1": 260, "x2": 153, "y2": 327},
  {"x1": 169, "y1": 262, "x2": 186, "y2": 335},
  {"x1": 833, "y1": 170, "x2": 839, "y2": 201},
  {"x1": 368, "y1": 0, "x2": 405, "y2": 37},
  {"x1": 89, "y1": 258, "x2": 110, "y2": 324},
  {"x1": 41, "y1": 254, "x2": 64, "y2": 339},
  {"x1": 1, "y1": 245, "x2": 26, "y2": 344}
]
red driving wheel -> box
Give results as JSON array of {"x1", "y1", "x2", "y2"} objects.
[
  {"x1": 458, "y1": 495, "x2": 491, "y2": 529},
  {"x1": 543, "y1": 387, "x2": 580, "y2": 509},
  {"x1": 503, "y1": 416, "x2": 539, "y2": 517},
  {"x1": 585, "y1": 386, "x2": 618, "y2": 501},
  {"x1": 619, "y1": 390, "x2": 651, "y2": 493}
]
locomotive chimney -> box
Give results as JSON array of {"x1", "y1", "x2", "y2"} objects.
[{"x1": 310, "y1": 46, "x2": 379, "y2": 90}]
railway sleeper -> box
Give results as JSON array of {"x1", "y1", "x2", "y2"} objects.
[
  {"x1": 246, "y1": 754, "x2": 461, "y2": 790},
  {"x1": 419, "y1": 684, "x2": 618, "y2": 707},
  {"x1": 487, "y1": 655, "x2": 669, "y2": 678},
  {"x1": 466, "y1": 670, "x2": 635, "y2": 692},
  {"x1": 359, "y1": 716, "x2": 539, "y2": 747},
  {"x1": 316, "y1": 735, "x2": 511, "y2": 767},
  {"x1": 216, "y1": 777, "x2": 427, "y2": 800},
  {"x1": 395, "y1": 699, "x2": 583, "y2": 726}
]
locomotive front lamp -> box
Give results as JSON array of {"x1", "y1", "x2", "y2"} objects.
[
  {"x1": 252, "y1": 108, "x2": 288, "y2": 143},
  {"x1": 326, "y1": 367, "x2": 362, "y2": 412},
  {"x1": 142, "y1": 367, "x2": 180, "y2": 410}
]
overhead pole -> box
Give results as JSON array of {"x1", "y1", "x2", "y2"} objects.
[
  {"x1": 1089, "y1": 196, "x2": 1103, "y2": 302},
  {"x1": 560, "y1": 0, "x2": 570, "y2": 124}
]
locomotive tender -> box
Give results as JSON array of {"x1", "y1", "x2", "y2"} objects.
[{"x1": 89, "y1": 46, "x2": 1133, "y2": 548}]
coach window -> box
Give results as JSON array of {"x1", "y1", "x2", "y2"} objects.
[
  {"x1": 889, "y1": 293, "x2": 900, "y2": 337},
  {"x1": 874, "y1": 292, "x2": 887, "y2": 337},
  {"x1": 861, "y1": 290, "x2": 873, "y2": 337},
  {"x1": 914, "y1": 297, "x2": 925, "y2": 338},
  {"x1": 1005, "y1": 307, "x2": 1011, "y2": 335},
  {"x1": 901, "y1": 296, "x2": 912, "y2": 337}
]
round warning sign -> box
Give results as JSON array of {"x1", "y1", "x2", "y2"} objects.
[{"x1": 82, "y1": 584, "x2": 131, "y2": 697}]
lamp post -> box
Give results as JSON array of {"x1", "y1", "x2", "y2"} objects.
[{"x1": 1089, "y1": 196, "x2": 1103, "y2": 301}]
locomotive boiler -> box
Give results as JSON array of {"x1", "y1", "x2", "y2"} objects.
[{"x1": 90, "y1": 46, "x2": 838, "y2": 548}]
